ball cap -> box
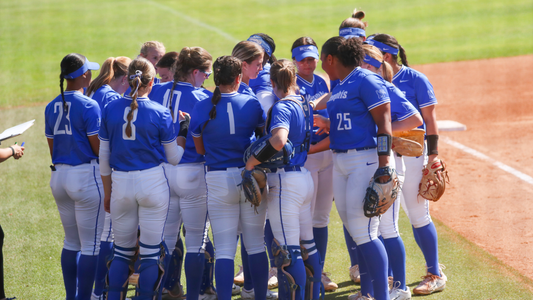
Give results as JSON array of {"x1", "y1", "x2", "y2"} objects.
[
  {"x1": 64, "y1": 57, "x2": 100, "y2": 79},
  {"x1": 292, "y1": 45, "x2": 319, "y2": 62}
]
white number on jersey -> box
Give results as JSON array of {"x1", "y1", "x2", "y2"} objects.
[
  {"x1": 53, "y1": 102, "x2": 72, "y2": 135},
  {"x1": 336, "y1": 112, "x2": 352, "y2": 131},
  {"x1": 163, "y1": 89, "x2": 182, "y2": 123},
  {"x1": 122, "y1": 107, "x2": 138, "y2": 140},
  {"x1": 227, "y1": 102, "x2": 235, "y2": 135}
]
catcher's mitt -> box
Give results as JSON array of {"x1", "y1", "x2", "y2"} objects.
[
  {"x1": 392, "y1": 128, "x2": 425, "y2": 156},
  {"x1": 240, "y1": 168, "x2": 267, "y2": 213},
  {"x1": 419, "y1": 158, "x2": 449, "y2": 202},
  {"x1": 363, "y1": 166, "x2": 400, "y2": 218}
]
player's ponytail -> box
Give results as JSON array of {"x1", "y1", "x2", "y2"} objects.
[
  {"x1": 398, "y1": 45, "x2": 410, "y2": 67},
  {"x1": 270, "y1": 59, "x2": 297, "y2": 94},
  {"x1": 59, "y1": 74, "x2": 67, "y2": 112},
  {"x1": 210, "y1": 56, "x2": 242, "y2": 120},
  {"x1": 126, "y1": 57, "x2": 155, "y2": 137},
  {"x1": 339, "y1": 8, "x2": 368, "y2": 30},
  {"x1": 86, "y1": 57, "x2": 130, "y2": 97}
]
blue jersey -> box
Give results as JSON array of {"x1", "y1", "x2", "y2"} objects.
[
  {"x1": 268, "y1": 95, "x2": 311, "y2": 167},
  {"x1": 190, "y1": 92, "x2": 266, "y2": 169},
  {"x1": 327, "y1": 68, "x2": 391, "y2": 150},
  {"x1": 89, "y1": 84, "x2": 121, "y2": 111},
  {"x1": 45, "y1": 91, "x2": 101, "y2": 165},
  {"x1": 330, "y1": 79, "x2": 340, "y2": 91},
  {"x1": 99, "y1": 96, "x2": 176, "y2": 171},
  {"x1": 238, "y1": 82, "x2": 258, "y2": 100},
  {"x1": 296, "y1": 74, "x2": 330, "y2": 144},
  {"x1": 150, "y1": 81, "x2": 212, "y2": 164},
  {"x1": 386, "y1": 81, "x2": 419, "y2": 123},
  {"x1": 392, "y1": 66, "x2": 438, "y2": 129},
  {"x1": 249, "y1": 63, "x2": 272, "y2": 95}
]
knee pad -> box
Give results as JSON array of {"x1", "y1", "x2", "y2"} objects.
[
  {"x1": 105, "y1": 245, "x2": 137, "y2": 300},
  {"x1": 199, "y1": 249, "x2": 216, "y2": 294},
  {"x1": 272, "y1": 239, "x2": 299, "y2": 300},
  {"x1": 136, "y1": 242, "x2": 168, "y2": 300},
  {"x1": 164, "y1": 241, "x2": 184, "y2": 297}
]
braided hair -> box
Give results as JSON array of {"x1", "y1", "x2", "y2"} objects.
[
  {"x1": 59, "y1": 53, "x2": 86, "y2": 112},
  {"x1": 210, "y1": 56, "x2": 242, "y2": 120},
  {"x1": 124, "y1": 57, "x2": 155, "y2": 138}
]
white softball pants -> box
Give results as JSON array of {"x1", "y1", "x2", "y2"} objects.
[
  {"x1": 207, "y1": 167, "x2": 267, "y2": 260},
  {"x1": 267, "y1": 167, "x2": 314, "y2": 246},
  {"x1": 332, "y1": 149, "x2": 395, "y2": 245},
  {"x1": 378, "y1": 153, "x2": 406, "y2": 239},
  {"x1": 110, "y1": 165, "x2": 169, "y2": 256},
  {"x1": 401, "y1": 147, "x2": 432, "y2": 228},
  {"x1": 50, "y1": 160, "x2": 105, "y2": 255},
  {"x1": 304, "y1": 150, "x2": 334, "y2": 228},
  {"x1": 100, "y1": 212, "x2": 113, "y2": 243},
  {"x1": 166, "y1": 162, "x2": 208, "y2": 254}
]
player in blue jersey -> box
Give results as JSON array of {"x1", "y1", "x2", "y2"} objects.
[
  {"x1": 232, "y1": 41, "x2": 264, "y2": 100},
  {"x1": 247, "y1": 33, "x2": 277, "y2": 112},
  {"x1": 98, "y1": 57, "x2": 186, "y2": 300},
  {"x1": 244, "y1": 59, "x2": 316, "y2": 300},
  {"x1": 85, "y1": 55, "x2": 132, "y2": 300},
  {"x1": 150, "y1": 46, "x2": 215, "y2": 300},
  {"x1": 367, "y1": 33, "x2": 446, "y2": 296},
  {"x1": 318, "y1": 36, "x2": 394, "y2": 300},
  {"x1": 290, "y1": 36, "x2": 336, "y2": 292},
  {"x1": 156, "y1": 52, "x2": 179, "y2": 83},
  {"x1": 45, "y1": 53, "x2": 104, "y2": 300},
  {"x1": 190, "y1": 55, "x2": 269, "y2": 300}
]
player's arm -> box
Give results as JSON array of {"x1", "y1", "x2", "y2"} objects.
[
  {"x1": 392, "y1": 113, "x2": 423, "y2": 133},
  {"x1": 88, "y1": 134, "x2": 100, "y2": 156},
  {"x1": 47, "y1": 138, "x2": 54, "y2": 161},
  {"x1": 193, "y1": 136, "x2": 205, "y2": 155},
  {"x1": 99, "y1": 140, "x2": 112, "y2": 213},
  {"x1": 308, "y1": 136, "x2": 330, "y2": 155},
  {"x1": 0, "y1": 144, "x2": 24, "y2": 162},
  {"x1": 370, "y1": 103, "x2": 392, "y2": 181},
  {"x1": 244, "y1": 127, "x2": 288, "y2": 171},
  {"x1": 420, "y1": 105, "x2": 439, "y2": 162},
  {"x1": 310, "y1": 92, "x2": 331, "y2": 111}
]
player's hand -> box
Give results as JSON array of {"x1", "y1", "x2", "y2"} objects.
[
  {"x1": 178, "y1": 110, "x2": 190, "y2": 123},
  {"x1": 314, "y1": 115, "x2": 330, "y2": 135},
  {"x1": 104, "y1": 195, "x2": 111, "y2": 213},
  {"x1": 11, "y1": 144, "x2": 24, "y2": 159}
]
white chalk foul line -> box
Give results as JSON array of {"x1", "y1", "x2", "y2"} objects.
[
  {"x1": 145, "y1": 0, "x2": 240, "y2": 43},
  {"x1": 442, "y1": 136, "x2": 533, "y2": 185}
]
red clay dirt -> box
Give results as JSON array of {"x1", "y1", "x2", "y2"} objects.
[{"x1": 416, "y1": 55, "x2": 533, "y2": 281}]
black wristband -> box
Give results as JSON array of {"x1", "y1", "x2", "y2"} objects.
[
  {"x1": 426, "y1": 135, "x2": 439, "y2": 155},
  {"x1": 178, "y1": 115, "x2": 190, "y2": 138},
  {"x1": 377, "y1": 133, "x2": 392, "y2": 156},
  {"x1": 253, "y1": 139, "x2": 279, "y2": 163},
  {"x1": 9, "y1": 146, "x2": 15, "y2": 157}
]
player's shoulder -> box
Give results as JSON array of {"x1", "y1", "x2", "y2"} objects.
[{"x1": 193, "y1": 87, "x2": 213, "y2": 99}]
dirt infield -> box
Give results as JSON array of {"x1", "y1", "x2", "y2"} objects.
[{"x1": 416, "y1": 55, "x2": 533, "y2": 280}]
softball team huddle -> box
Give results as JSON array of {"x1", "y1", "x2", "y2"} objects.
[{"x1": 45, "y1": 8, "x2": 446, "y2": 300}]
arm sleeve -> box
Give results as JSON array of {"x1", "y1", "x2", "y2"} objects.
[
  {"x1": 359, "y1": 74, "x2": 391, "y2": 111},
  {"x1": 160, "y1": 109, "x2": 177, "y2": 145},
  {"x1": 164, "y1": 143, "x2": 184, "y2": 166},
  {"x1": 415, "y1": 74, "x2": 438, "y2": 108},
  {"x1": 99, "y1": 140, "x2": 112, "y2": 176},
  {"x1": 256, "y1": 91, "x2": 276, "y2": 113},
  {"x1": 45, "y1": 104, "x2": 54, "y2": 138},
  {"x1": 84, "y1": 101, "x2": 101, "y2": 136},
  {"x1": 269, "y1": 102, "x2": 292, "y2": 132},
  {"x1": 189, "y1": 101, "x2": 209, "y2": 138}
]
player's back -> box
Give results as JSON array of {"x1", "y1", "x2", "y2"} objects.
[
  {"x1": 45, "y1": 90, "x2": 100, "y2": 165},
  {"x1": 89, "y1": 84, "x2": 121, "y2": 111}
]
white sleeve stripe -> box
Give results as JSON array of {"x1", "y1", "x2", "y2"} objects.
[
  {"x1": 367, "y1": 99, "x2": 390, "y2": 110},
  {"x1": 257, "y1": 122, "x2": 266, "y2": 127},
  {"x1": 191, "y1": 132, "x2": 201, "y2": 138},
  {"x1": 87, "y1": 130, "x2": 99, "y2": 136},
  {"x1": 419, "y1": 101, "x2": 437, "y2": 108},
  {"x1": 98, "y1": 136, "x2": 109, "y2": 141},
  {"x1": 161, "y1": 136, "x2": 178, "y2": 145},
  {"x1": 396, "y1": 111, "x2": 417, "y2": 122},
  {"x1": 45, "y1": 134, "x2": 54, "y2": 138},
  {"x1": 270, "y1": 124, "x2": 289, "y2": 132}
]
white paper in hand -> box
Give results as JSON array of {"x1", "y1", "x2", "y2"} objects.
[{"x1": 0, "y1": 119, "x2": 35, "y2": 143}]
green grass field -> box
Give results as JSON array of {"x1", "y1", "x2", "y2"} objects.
[{"x1": 1, "y1": 0, "x2": 533, "y2": 299}]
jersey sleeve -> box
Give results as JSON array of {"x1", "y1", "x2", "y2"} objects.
[
  {"x1": 84, "y1": 100, "x2": 101, "y2": 136},
  {"x1": 389, "y1": 85, "x2": 419, "y2": 122},
  {"x1": 189, "y1": 101, "x2": 210, "y2": 138},
  {"x1": 159, "y1": 109, "x2": 177, "y2": 145},
  {"x1": 269, "y1": 102, "x2": 292, "y2": 132},
  {"x1": 256, "y1": 100, "x2": 267, "y2": 128},
  {"x1": 414, "y1": 74, "x2": 438, "y2": 108},
  {"x1": 359, "y1": 74, "x2": 390, "y2": 111},
  {"x1": 44, "y1": 103, "x2": 54, "y2": 139}
]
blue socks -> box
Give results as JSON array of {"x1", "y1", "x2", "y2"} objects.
[
  {"x1": 343, "y1": 226, "x2": 359, "y2": 266},
  {"x1": 248, "y1": 252, "x2": 269, "y2": 300},
  {"x1": 358, "y1": 240, "x2": 389, "y2": 300},
  {"x1": 356, "y1": 246, "x2": 373, "y2": 297},
  {"x1": 61, "y1": 249, "x2": 78, "y2": 300},
  {"x1": 185, "y1": 253, "x2": 205, "y2": 300},
  {"x1": 77, "y1": 254, "x2": 98, "y2": 300},
  {"x1": 383, "y1": 236, "x2": 406, "y2": 290},
  {"x1": 93, "y1": 241, "x2": 113, "y2": 296},
  {"x1": 240, "y1": 237, "x2": 254, "y2": 291},
  {"x1": 413, "y1": 223, "x2": 441, "y2": 276},
  {"x1": 215, "y1": 258, "x2": 234, "y2": 300},
  {"x1": 312, "y1": 227, "x2": 328, "y2": 265},
  {"x1": 107, "y1": 257, "x2": 131, "y2": 300},
  {"x1": 137, "y1": 259, "x2": 160, "y2": 298}
]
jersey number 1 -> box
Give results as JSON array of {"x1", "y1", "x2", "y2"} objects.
[{"x1": 122, "y1": 107, "x2": 138, "y2": 140}]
